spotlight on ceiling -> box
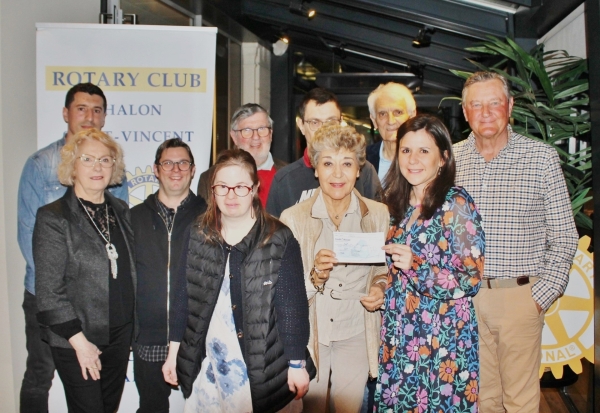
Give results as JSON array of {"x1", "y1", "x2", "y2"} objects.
[
  {"x1": 273, "y1": 37, "x2": 289, "y2": 56},
  {"x1": 412, "y1": 27, "x2": 435, "y2": 48},
  {"x1": 289, "y1": 1, "x2": 316, "y2": 20}
]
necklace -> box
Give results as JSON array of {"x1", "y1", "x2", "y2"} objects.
[{"x1": 77, "y1": 198, "x2": 119, "y2": 279}]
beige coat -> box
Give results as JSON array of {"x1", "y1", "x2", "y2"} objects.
[{"x1": 280, "y1": 189, "x2": 389, "y2": 379}]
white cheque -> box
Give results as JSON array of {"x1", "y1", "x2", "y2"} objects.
[{"x1": 333, "y1": 232, "x2": 386, "y2": 264}]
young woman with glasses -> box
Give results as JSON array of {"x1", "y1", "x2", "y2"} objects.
[{"x1": 164, "y1": 148, "x2": 315, "y2": 413}]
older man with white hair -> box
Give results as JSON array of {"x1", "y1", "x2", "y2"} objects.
[{"x1": 366, "y1": 82, "x2": 417, "y2": 183}]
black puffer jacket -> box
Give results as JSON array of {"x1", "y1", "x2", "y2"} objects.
[{"x1": 176, "y1": 218, "x2": 315, "y2": 412}]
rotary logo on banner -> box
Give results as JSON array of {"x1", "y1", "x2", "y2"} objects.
[{"x1": 540, "y1": 236, "x2": 594, "y2": 378}]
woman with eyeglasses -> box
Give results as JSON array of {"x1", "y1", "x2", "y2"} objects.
[
  {"x1": 279, "y1": 125, "x2": 389, "y2": 413},
  {"x1": 164, "y1": 148, "x2": 315, "y2": 413},
  {"x1": 33, "y1": 129, "x2": 135, "y2": 413}
]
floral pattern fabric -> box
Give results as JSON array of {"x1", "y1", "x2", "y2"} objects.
[
  {"x1": 184, "y1": 258, "x2": 253, "y2": 413},
  {"x1": 375, "y1": 187, "x2": 485, "y2": 413}
]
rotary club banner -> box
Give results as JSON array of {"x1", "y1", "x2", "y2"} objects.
[{"x1": 36, "y1": 23, "x2": 217, "y2": 205}]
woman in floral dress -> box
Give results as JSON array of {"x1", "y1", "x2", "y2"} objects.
[{"x1": 376, "y1": 114, "x2": 485, "y2": 412}]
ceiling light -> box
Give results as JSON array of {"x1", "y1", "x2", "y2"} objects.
[
  {"x1": 448, "y1": 0, "x2": 518, "y2": 14},
  {"x1": 412, "y1": 27, "x2": 435, "y2": 48},
  {"x1": 273, "y1": 38, "x2": 289, "y2": 56},
  {"x1": 289, "y1": 1, "x2": 316, "y2": 20}
]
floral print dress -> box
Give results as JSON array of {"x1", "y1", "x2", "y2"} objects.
[
  {"x1": 375, "y1": 187, "x2": 485, "y2": 413},
  {"x1": 184, "y1": 258, "x2": 253, "y2": 413}
]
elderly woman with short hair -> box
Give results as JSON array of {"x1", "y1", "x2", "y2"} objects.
[
  {"x1": 280, "y1": 125, "x2": 389, "y2": 413},
  {"x1": 33, "y1": 128, "x2": 135, "y2": 413}
]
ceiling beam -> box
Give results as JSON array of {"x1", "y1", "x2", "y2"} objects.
[
  {"x1": 242, "y1": 0, "x2": 477, "y2": 72},
  {"x1": 321, "y1": 0, "x2": 511, "y2": 40}
]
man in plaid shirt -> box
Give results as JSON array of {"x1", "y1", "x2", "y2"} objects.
[{"x1": 454, "y1": 71, "x2": 578, "y2": 412}]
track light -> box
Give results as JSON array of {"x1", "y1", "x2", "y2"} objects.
[
  {"x1": 412, "y1": 27, "x2": 435, "y2": 48},
  {"x1": 273, "y1": 36, "x2": 289, "y2": 56},
  {"x1": 289, "y1": 1, "x2": 316, "y2": 20}
]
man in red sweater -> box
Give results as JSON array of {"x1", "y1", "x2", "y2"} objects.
[{"x1": 197, "y1": 103, "x2": 286, "y2": 205}]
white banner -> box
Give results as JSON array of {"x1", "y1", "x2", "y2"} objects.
[
  {"x1": 36, "y1": 23, "x2": 217, "y2": 205},
  {"x1": 37, "y1": 23, "x2": 217, "y2": 412}
]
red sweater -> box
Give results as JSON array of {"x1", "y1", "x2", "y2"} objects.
[{"x1": 257, "y1": 166, "x2": 277, "y2": 207}]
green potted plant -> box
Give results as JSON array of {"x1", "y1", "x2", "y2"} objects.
[{"x1": 448, "y1": 36, "x2": 592, "y2": 230}]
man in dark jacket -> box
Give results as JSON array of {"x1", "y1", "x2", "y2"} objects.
[
  {"x1": 131, "y1": 138, "x2": 206, "y2": 413},
  {"x1": 266, "y1": 88, "x2": 381, "y2": 217},
  {"x1": 366, "y1": 82, "x2": 416, "y2": 184}
]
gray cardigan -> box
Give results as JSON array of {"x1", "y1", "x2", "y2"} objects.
[{"x1": 33, "y1": 186, "x2": 136, "y2": 348}]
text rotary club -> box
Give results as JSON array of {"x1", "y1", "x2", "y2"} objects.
[{"x1": 46, "y1": 66, "x2": 207, "y2": 93}]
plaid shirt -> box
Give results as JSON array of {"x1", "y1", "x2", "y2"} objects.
[
  {"x1": 454, "y1": 127, "x2": 578, "y2": 310},
  {"x1": 136, "y1": 191, "x2": 193, "y2": 362},
  {"x1": 136, "y1": 344, "x2": 169, "y2": 363}
]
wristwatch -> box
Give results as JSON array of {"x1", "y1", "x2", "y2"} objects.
[{"x1": 288, "y1": 360, "x2": 306, "y2": 369}]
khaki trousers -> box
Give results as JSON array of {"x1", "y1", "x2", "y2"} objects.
[
  {"x1": 303, "y1": 332, "x2": 369, "y2": 413},
  {"x1": 474, "y1": 284, "x2": 545, "y2": 413}
]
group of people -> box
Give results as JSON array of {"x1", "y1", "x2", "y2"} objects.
[{"x1": 18, "y1": 70, "x2": 577, "y2": 413}]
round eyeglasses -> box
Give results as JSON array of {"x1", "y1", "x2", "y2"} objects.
[
  {"x1": 157, "y1": 160, "x2": 193, "y2": 171},
  {"x1": 211, "y1": 184, "x2": 253, "y2": 197},
  {"x1": 78, "y1": 154, "x2": 115, "y2": 168},
  {"x1": 302, "y1": 118, "x2": 341, "y2": 131},
  {"x1": 233, "y1": 127, "x2": 272, "y2": 139}
]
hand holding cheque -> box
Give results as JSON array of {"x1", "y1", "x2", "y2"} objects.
[{"x1": 381, "y1": 243, "x2": 412, "y2": 271}]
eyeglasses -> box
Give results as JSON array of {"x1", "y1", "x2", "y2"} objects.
[
  {"x1": 211, "y1": 184, "x2": 253, "y2": 197},
  {"x1": 303, "y1": 118, "x2": 341, "y2": 131},
  {"x1": 78, "y1": 154, "x2": 115, "y2": 168},
  {"x1": 157, "y1": 160, "x2": 193, "y2": 171},
  {"x1": 233, "y1": 127, "x2": 272, "y2": 139}
]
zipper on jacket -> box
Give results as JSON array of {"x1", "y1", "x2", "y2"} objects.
[{"x1": 157, "y1": 210, "x2": 176, "y2": 345}]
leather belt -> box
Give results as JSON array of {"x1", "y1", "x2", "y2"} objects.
[{"x1": 481, "y1": 276, "x2": 539, "y2": 289}]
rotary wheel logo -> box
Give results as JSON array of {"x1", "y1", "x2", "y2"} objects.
[
  {"x1": 540, "y1": 236, "x2": 594, "y2": 378},
  {"x1": 126, "y1": 166, "x2": 159, "y2": 207}
]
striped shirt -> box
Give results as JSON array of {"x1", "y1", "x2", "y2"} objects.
[{"x1": 454, "y1": 127, "x2": 578, "y2": 310}]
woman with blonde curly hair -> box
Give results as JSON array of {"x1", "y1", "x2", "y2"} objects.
[
  {"x1": 280, "y1": 125, "x2": 389, "y2": 413},
  {"x1": 33, "y1": 128, "x2": 135, "y2": 413}
]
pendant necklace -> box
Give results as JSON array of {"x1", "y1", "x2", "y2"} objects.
[{"x1": 78, "y1": 198, "x2": 119, "y2": 279}]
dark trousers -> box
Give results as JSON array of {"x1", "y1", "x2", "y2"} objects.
[
  {"x1": 20, "y1": 290, "x2": 55, "y2": 413},
  {"x1": 51, "y1": 322, "x2": 132, "y2": 413},
  {"x1": 133, "y1": 346, "x2": 173, "y2": 413}
]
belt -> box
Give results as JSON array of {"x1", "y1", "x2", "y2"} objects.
[
  {"x1": 481, "y1": 276, "x2": 539, "y2": 289},
  {"x1": 328, "y1": 289, "x2": 366, "y2": 300}
]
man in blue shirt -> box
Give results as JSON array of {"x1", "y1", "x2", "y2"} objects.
[{"x1": 17, "y1": 83, "x2": 128, "y2": 412}]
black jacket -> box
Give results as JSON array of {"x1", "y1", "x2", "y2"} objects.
[
  {"x1": 366, "y1": 141, "x2": 382, "y2": 173},
  {"x1": 34, "y1": 187, "x2": 136, "y2": 348},
  {"x1": 175, "y1": 218, "x2": 315, "y2": 412},
  {"x1": 131, "y1": 192, "x2": 206, "y2": 346}
]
